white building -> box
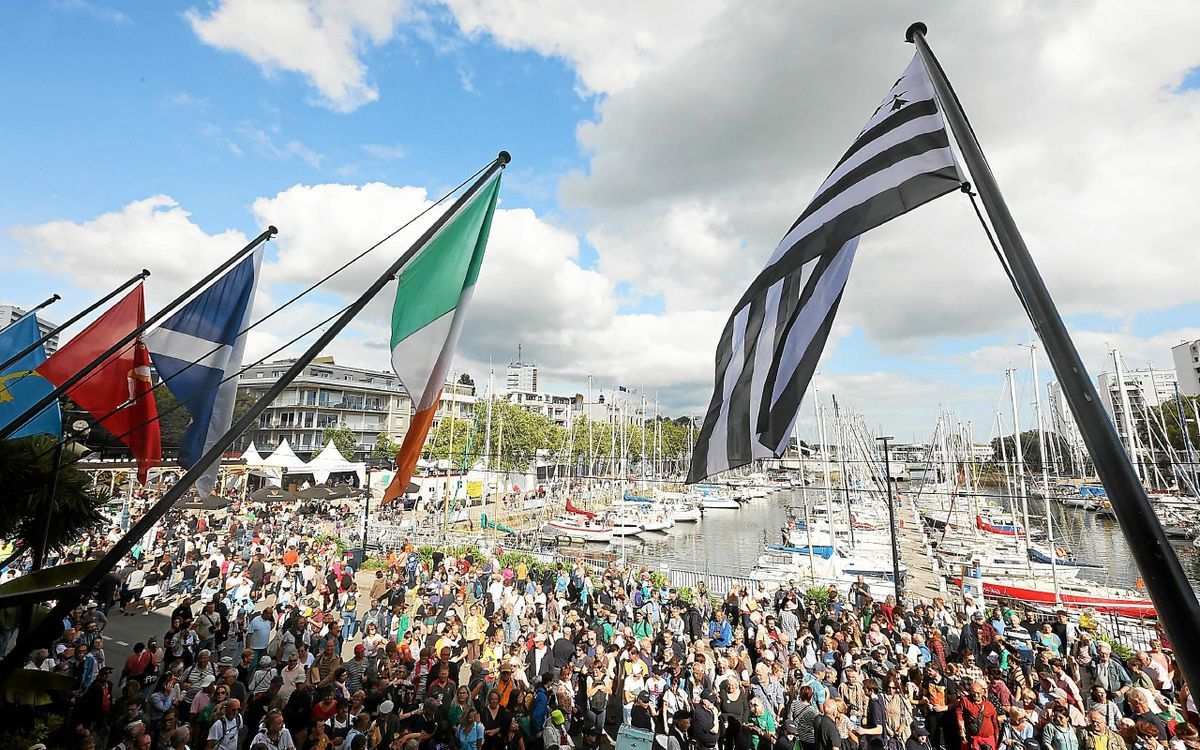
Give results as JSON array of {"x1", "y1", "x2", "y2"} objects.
[
  {"x1": 506, "y1": 388, "x2": 579, "y2": 427},
  {"x1": 1097, "y1": 366, "x2": 1177, "y2": 473},
  {"x1": 236, "y1": 357, "x2": 412, "y2": 459},
  {"x1": 1172, "y1": 340, "x2": 1200, "y2": 397},
  {"x1": 431, "y1": 380, "x2": 477, "y2": 430},
  {"x1": 0, "y1": 303, "x2": 59, "y2": 355},
  {"x1": 579, "y1": 390, "x2": 643, "y2": 427},
  {"x1": 1047, "y1": 381, "x2": 1085, "y2": 449},
  {"x1": 506, "y1": 361, "x2": 538, "y2": 393}
]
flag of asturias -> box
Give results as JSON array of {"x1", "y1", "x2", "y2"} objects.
[
  {"x1": 0, "y1": 313, "x2": 62, "y2": 439},
  {"x1": 382, "y1": 174, "x2": 502, "y2": 504},
  {"x1": 36, "y1": 286, "x2": 161, "y2": 483},
  {"x1": 146, "y1": 247, "x2": 262, "y2": 496}
]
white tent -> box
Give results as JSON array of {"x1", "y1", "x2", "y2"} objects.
[
  {"x1": 240, "y1": 442, "x2": 266, "y2": 466},
  {"x1": 306, "y1": 440, "x2": 367, "y2": 486},
  {"x1": 262, "y1": 439, "x2": 309, "y2": 472},
  {"x1": 239, "y1": 441, "x2": 282, "y2": 483}
]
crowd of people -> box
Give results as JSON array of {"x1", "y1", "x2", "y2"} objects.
[{"x1": 2, "y1": 497, "x2": 1195, "y2": 750}]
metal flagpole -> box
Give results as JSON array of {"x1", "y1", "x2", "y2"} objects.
[
  {"x1": 878, "y1": 436, "x2": 903, "y2": 602},
  {"x1": 908, "y1": 21, "x2": 1200, "y2": 698},
  {"x1": 0, "y1": 294, "x2": 59, "y2": 335},
  {"x1": 0, "y1": 228, "x2": 276, "y2": 442},
  {"x1": 0, "y1": 152, "x2": 510, "y2": 682},
  {"x1": 1, "y1": 272, "x2": 147, "y2": 373}
]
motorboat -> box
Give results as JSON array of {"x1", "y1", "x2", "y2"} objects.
[{"x1": 542, "y1": 518, "x2": 613, "y2": 543}]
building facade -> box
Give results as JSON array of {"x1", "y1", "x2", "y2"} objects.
[
  {"x1": 505, "y1": 388, "x2": 579, "y2": 427},
  {"x1": 0, "y1": 303, "x2": 59, "y2": 355},
  {"x1": 1172, "y1": 340, "x2": 1200, "y2": 397},
  {"x1": 236, "y1": 357, "x2": 411, "y2": 459},
  {"x1": 1047, "y1": 380, "x2": 1085, "y2": 449},
  {"x1": 506, "y1": 361, "x2": 538, "y2": 393},
  {"x1": 1096, "y1": 366, "x2": 1177, "y2": 473}
]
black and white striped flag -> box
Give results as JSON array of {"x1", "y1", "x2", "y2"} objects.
[{"x1": 688, "y1": 54, "x2": 962, "y2": 483}]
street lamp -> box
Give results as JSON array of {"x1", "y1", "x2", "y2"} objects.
[{"x1": 877, "y1": 435, "x2": 904, "y2": 602}]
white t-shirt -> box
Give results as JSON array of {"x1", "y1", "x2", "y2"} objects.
[{"x1": 208, "y1": 715, "x2": 243, "y2": 750}]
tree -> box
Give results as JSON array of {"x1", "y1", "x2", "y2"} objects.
[
  {"x1": 151, "y1": 387, "x2": 191, "y2": 449},
  {"x1": 322, "y1": 425, "x2": 359, "y2": 459},
  {"x1": 458, "y1": 373, "x2": 475, "y2": 388},
  {"x1": 0, "y1": 434, "x2": 110, "y2": 556},
  {"x1": 372, "y1": 432, "x2": 399, "y2": 461},
  {"x1": 990, "y1": 429, "x2": 1078, "y2": 476}
]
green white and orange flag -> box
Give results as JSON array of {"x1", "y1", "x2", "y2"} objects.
[{"x1": 382, "y1": 174, "x2": 501, "y2": 504}]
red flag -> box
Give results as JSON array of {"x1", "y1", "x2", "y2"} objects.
[{"x1": 37, "y1": 286, "x2": 161, "y2": 483}]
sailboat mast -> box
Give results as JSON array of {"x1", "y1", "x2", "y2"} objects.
[
  {"x1": 996, "y1": 411, "x2": 1014, "y2": 518},
  {"x1": 1009, "y1": 367, "x2": 1034, "y2": 573},
  {"x1": 1113, "y1": 348, "x2": 1145, "y2": 486},
  {"x1": 1031, "y1": 345, "x2": 1062, "y2": 603},
  {"x1": 815, "y1": 389, "x2": 834, "y2": 547}
]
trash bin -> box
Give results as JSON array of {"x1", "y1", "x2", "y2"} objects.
[{"x1": 347, "y1": 547, "x2": 365, "y2": 568}]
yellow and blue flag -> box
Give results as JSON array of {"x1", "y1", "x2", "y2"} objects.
[{"x1": 0, "y1": 313, "x2": 61, "y2": 439}]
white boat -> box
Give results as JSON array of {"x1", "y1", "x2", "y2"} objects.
[
  {"x1": 700, "y1": 494, "x2": 739, "y2": 510},
  {"x1": 608, "y1": 515, "x2": 645, "y2": 537},
  {"x1": 542, "y1": 518, "x2": 613, "y2": 543},
  {"x1": 669, "y1": 503, "x2": 703, "y2": 522},
  {"x1": 639, "y1": 513, "x2": 674, "y2": 532}
]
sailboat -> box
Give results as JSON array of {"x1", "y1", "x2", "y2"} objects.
[{"x1": 542, "y1": 498, "x2": 613, "y2": 542}]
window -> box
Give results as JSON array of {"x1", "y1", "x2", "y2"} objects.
[
  {"x1": 344, "y1": 394, "x2": 364, "y2": 410},
  {"x1": 302, "y1": 389, "x2": 317, "y2": 406},
  {"x1": 257, "y1": 372, "x2": 264, "y2": 378},
  {"x1": 316, "y1": 414, "x2": 338, "y2": 429},
  {"x1": 303, "y1": 412, "x2": 314, "y2": 427}
]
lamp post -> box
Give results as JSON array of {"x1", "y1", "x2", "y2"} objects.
[{"x1": 877, "y1": 435, "x2": 904, "y2": 602}]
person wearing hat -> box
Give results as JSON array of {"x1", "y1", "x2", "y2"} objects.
[{"x1": 543, "y1": 709, "x2": 572, "y2": 750}]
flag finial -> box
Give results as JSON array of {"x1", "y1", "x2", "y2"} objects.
[
  {"x1": 905, "y1": 22, "x2": 927, "y2": 43},
  {"x1": 498, "y1": 150, "x2": 512, "y2": 165}
]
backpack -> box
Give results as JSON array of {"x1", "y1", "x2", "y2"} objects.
[{"x1": 346, "y1": 594, "x2": 358, "y2": 613}]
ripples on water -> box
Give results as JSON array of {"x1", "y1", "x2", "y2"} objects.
[{"x1": 632, "y1": 489, "x2": 1200, "y2": 590}]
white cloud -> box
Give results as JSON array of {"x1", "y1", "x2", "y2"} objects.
[
  {"x1": 442, "y1": 0, "x2": 725, "y2": 95},
  {"x1": 423, "y1": 1, "x2": 1200, "y2": 434},
  {"x1": 186, "y1": 0, "x2": 410, "y2": 113},
  {"x1": 361, "y1": 143, "x2": 407, "y2": 160},
  {"x1": 9, "y1": 196, "x2": 249, "y2": 311},
  {"x1": 238, "y1": 126, "x2": 325, "y2": 168}
]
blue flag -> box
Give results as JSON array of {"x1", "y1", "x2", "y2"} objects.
[
  {"x1": 146, "y1": 247, "x2": 261, "y2": 494},
  {"x1": 0, "y1": 313, "x2": 61, "y2": 439}
]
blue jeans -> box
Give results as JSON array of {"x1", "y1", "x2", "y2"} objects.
[{"x1": 342, "y1": 613, "x2": 358, "y2": 644}]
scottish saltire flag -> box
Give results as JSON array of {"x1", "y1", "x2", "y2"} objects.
[
  {"x1": 0, "y1": 313, "x2": 61, "y2": 439},
  {"x1": 381, "y1": 173, "x2": 501, "y2": 504},
  {"x1": 688, "y1": 54, "x2": 962, "y2": 483},
  {"x1": 146, "y1": 247, "x2": 262, "y2": 494}
]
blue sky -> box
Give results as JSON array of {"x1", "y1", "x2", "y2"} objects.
[{"x1": 3, "y1": 1, "x2": 1200, "y2": 443}]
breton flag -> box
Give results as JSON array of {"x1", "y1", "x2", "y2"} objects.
[
  {"x1": 381, "y1": 173, "x2": 502, "y2": 504},
  {"x1": 688, "y1": 54, "x2": 962, "y2": 483},
  {"x1": 146, "y1": 247, "x2": 262, "y2": 495},
  {"x1": 37, "y1": 286, "x2": 161, "y2": 483},
  {"x1": 0, "y1": 313, "x2": 62, "y2": 439}
]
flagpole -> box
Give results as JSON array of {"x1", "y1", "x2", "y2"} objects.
[
  {"x1": 1, "y1": 273, "x2": 147, "y2": 372},
  {"x1": 907, "y1": 22, "x2": 1200, "y2": 696},
  {"x1": 0, "y1": 294, "x2": 60, "y2": 335},
  {"x1": 0, "y1": 152, "x2": 509, "y2": 682},
  {"x1": 0, "y1": 228, "x2": 277, "y2": 443}
]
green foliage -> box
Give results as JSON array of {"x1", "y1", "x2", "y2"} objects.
[
  {"x1": 1094, "y1": 633, "x2": 1135, "y2": 661},
  {"x1": 990, "y1": 430, "x2": 1078, "y2": 475},
  {"x1": 323, "y1": 425, "x2": 360, "y2": 460},
  {"x1": 0, "y1": 711, "x2": 64, "y2": 748},
  {"x1": 312, "y1": 534, "x2": 348, "y2": 554},
  {"x1": 426, "y1": 398, "x2": 560, "y2": 473},
  {"x1": 805, "y1": 587, "x2": 832, "y2": 607},
  {"x1": 372, "y1": 432, "x2": 400, "y2": 460},
  {"x1": 0, "y1": 434, "x2": 110, "y2": 554},
  {"x1": 361, "y1": 555, "x2": 389, "y2": 571},
  {"x1": 152, "y1": 386, "x2": 192, "y2": 448}
]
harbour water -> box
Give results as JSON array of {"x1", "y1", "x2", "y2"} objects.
[{"x1": 625, "y1": 488, "x2": 1200, "y2": 592}]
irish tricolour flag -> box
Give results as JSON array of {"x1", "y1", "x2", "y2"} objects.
[{"x1": 382, "y1": 174, "x2": 501, "y2": 504}]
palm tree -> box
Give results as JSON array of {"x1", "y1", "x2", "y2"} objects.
[{"x1": 0, "y1": 434, "x2": 110, "y2": 567}]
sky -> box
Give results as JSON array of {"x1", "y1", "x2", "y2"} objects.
[{"x1": 2, "y1": 0, "x2": 1199, "y2": 446}]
